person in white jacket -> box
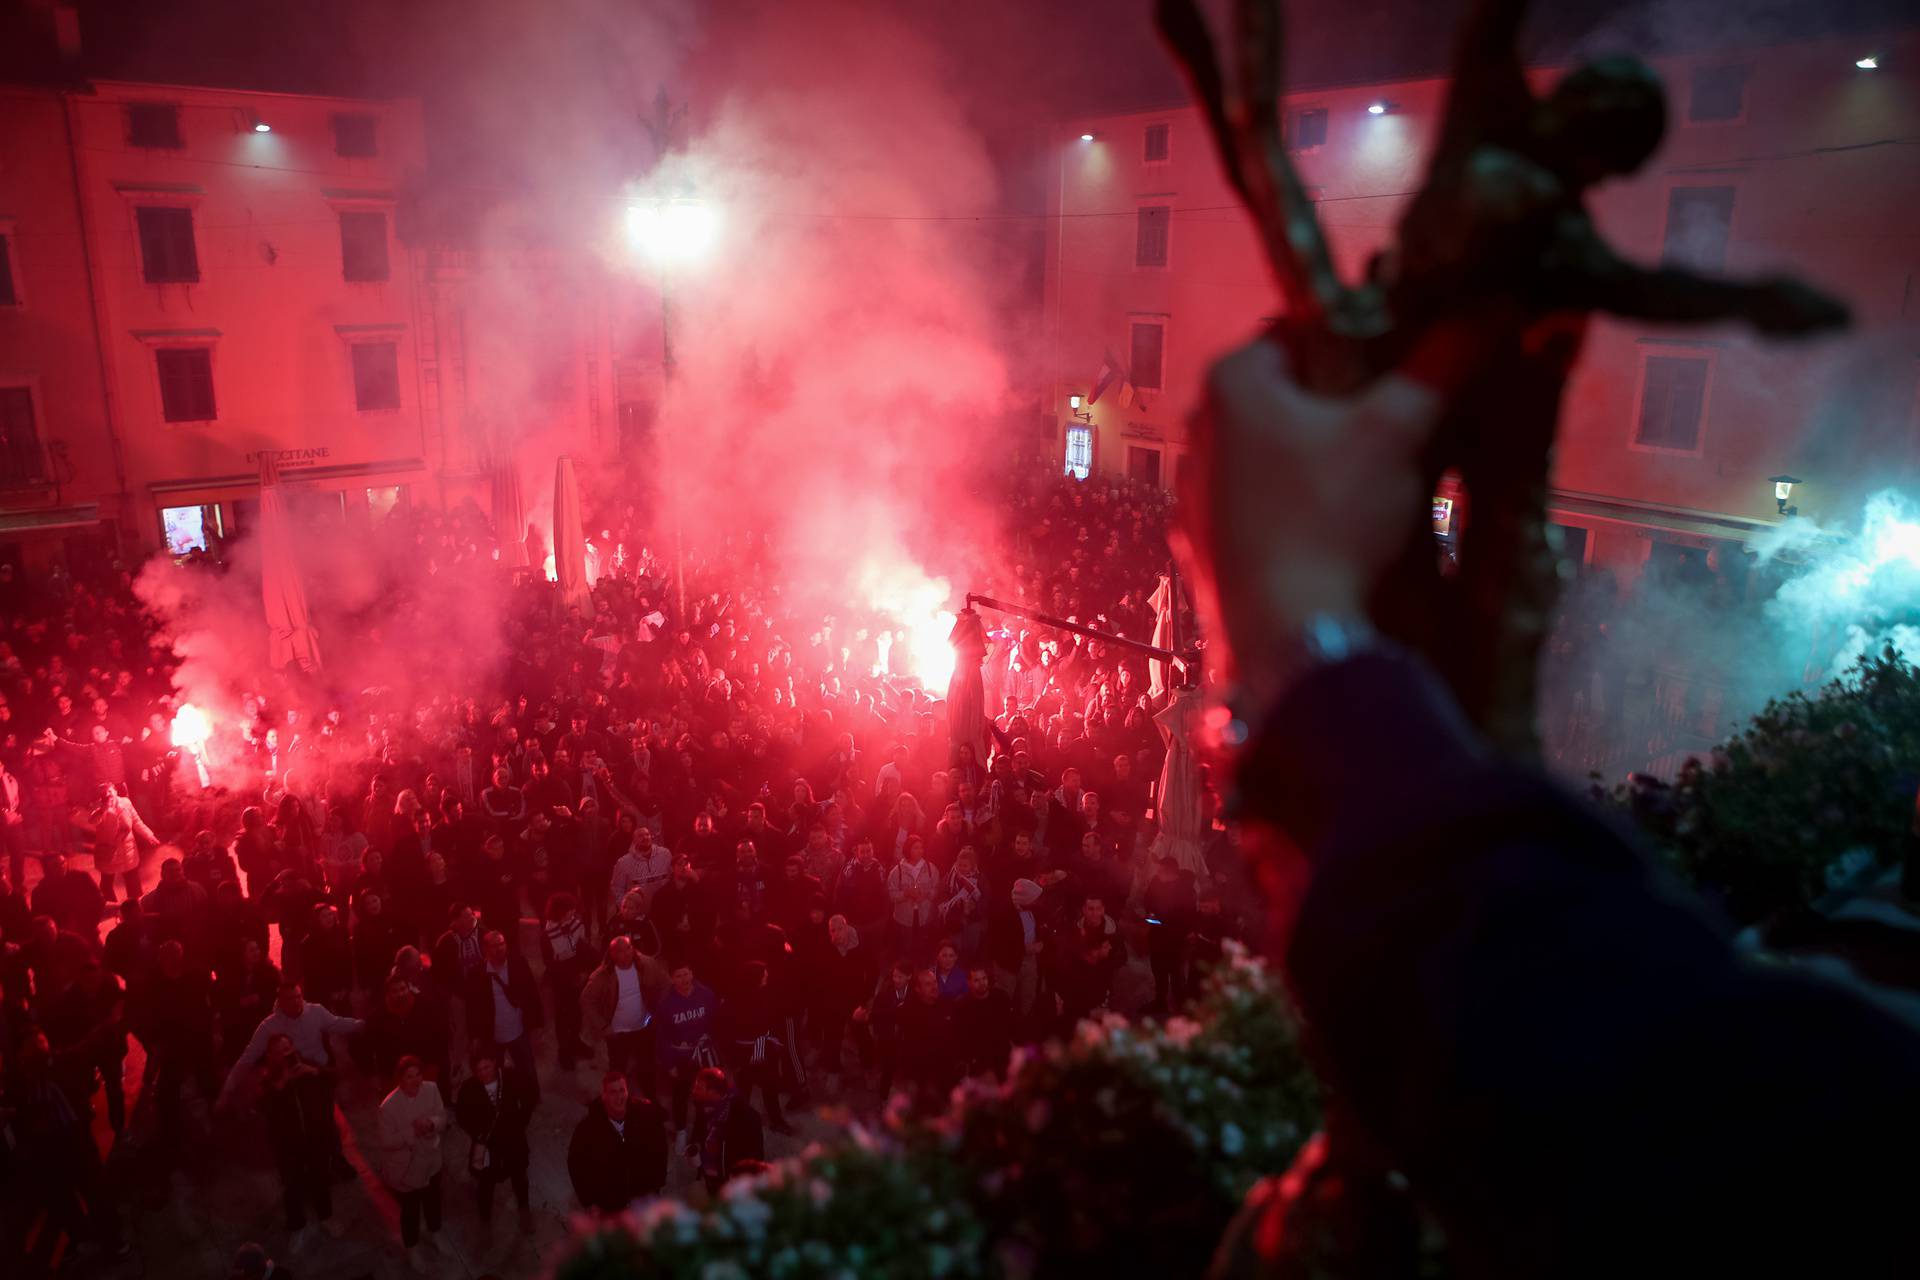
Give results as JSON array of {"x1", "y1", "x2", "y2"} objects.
[
  {"x1": 886, "y1": 836, "x2": 940, "y2": 967},
  {"x1": 608, "y1": 825, "x2": 672, "y2": 904},
  {"x1": 377, "y1": 1056, "x2": 447, "y2": 1271}
]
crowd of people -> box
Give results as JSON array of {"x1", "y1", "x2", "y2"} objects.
[{"x1": 0, "y1": 469, "x2": 1247, "y2": 1273}]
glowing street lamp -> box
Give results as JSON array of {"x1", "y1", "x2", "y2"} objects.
[
  {"x1": 1770, "y1": 474, "x2": 1801, "y2": 516},
  {"x1": 625, "y1": 198, "x2": 720, "y2": 267},
  {"x1": 1079, "y1": 132, "x2": 1095, "y2": 142},
  {"x1": 626, "y1": 195, "x2": 719, "y2": 616},
  {"x1": 1068, "y1": 393, "x2": 1093, "y2": 424},
  {"x1": 1856, "y1": 55, "x2": 1878, "y2": 70}
]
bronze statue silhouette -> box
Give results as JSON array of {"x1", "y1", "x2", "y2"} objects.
[
  {"x1": 1159, "y1": 2, "x2": 1852, "y2": 1273},
  {"x1": 1159, "y1": 0, "x2": 1847, "y2": 754}
]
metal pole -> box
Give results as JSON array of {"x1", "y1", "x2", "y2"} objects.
[
  {"x1": 662, "y1": 268, "x2": 685, "y2": 620},
  {"x1": 964, "y1": 592, "x2": 1183, "y2": 665}
]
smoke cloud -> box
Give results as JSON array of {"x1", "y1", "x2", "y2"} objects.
[
  {"x1": 1543, "y1": 488, "x2": 1920, "y2": 781},
  {"x1": 135, "y1": 0, "x2": 1066, "y2": 744}
]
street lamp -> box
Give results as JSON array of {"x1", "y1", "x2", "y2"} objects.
[
  {"x1": 1068, "y1": 393, "x2": 1092, "y2": 424},
  {"x1": 625, "y1": 198, "x2": 720, "y2": 268},
  {"x1": 626, "y1": 195, "x2": 719, "y2": 616},
  {"x1": 1769, "y1": 474, "x2": 1801, "y2": 516}
]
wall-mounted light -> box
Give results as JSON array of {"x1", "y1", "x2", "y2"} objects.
[
  {"x1": 1079, "y1": 132, "x2": 1095, "y2": 142},
  {"x1": 1366, "y1": 101, "x2": 1391, "y2": 115},
  {"x1": 1769, "y1": 474, "x2": 1801, "y2": 516},
  {"x1": 1856, "y1": 55, "x2": 1879, "y2": 70},
  {"x1": 1068, "y1": 393, "x2": 1093, "y2": 424},
  {"x1": 251, "y1": 115, "x2": 272, "y2": 133}
]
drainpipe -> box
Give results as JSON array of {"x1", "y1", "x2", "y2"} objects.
[{"x1": 61, "y1": 88, "x2": 134, "y2": 547}]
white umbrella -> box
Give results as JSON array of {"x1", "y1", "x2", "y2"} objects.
[
  {"x1": 552, "y1": 456, "x2": 591, "y2": 614},
  {"x1": 259, "y1": 453, "x2": 321, "y2": 672}
]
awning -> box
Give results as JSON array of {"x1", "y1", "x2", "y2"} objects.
[
  {"x1": 1547, "y1": 489, "x2": 1781, "y2": 544},
  {"x1": 148, "y1": 456, "x2": 427, "y2": 496},
  {"x1": 0, "y1": 503, "x2": 102, "y2": 534}
]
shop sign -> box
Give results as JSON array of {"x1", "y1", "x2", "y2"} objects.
[{"x1": 244, "y1": 447, "x2": 331, "y2": 469}]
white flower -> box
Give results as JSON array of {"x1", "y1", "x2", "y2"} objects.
[
  {"x1": 725, "y1": 1191, "x2": 774, "y2": 1238},
  {"x1": 1220, "y1": 1122, "x2": 1246, "y2": 1156},
  {"x1": 1162, "y1": 1017, "x2": 1203, "y2": 1049}
]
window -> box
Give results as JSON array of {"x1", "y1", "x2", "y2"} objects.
[
  {"x1": 367, "y1": 485, "x2": 409, "y2": 521},
  {"x1": 161, "y1": 505, "x2": 214, "y2": 555},
  {"x1": 0, "y1": 233, "x2": 16, "y2": 305},
  {"x1": 339, "y1": 211, "x2": 390, "y2": 282},
  {"x1": 1634, "y1": 355, "x2": 1710, "y2": 451},
  {"x1": 1284, "y1": 107, "x2": 1328, "y2": 152},
  {"x1": 136, "y1": 206, "x2": 199, "y2": 283},
  {"x1": 156, "y1": 348, "x2": 217, "y2": 422},
  {"x1": 1688, "y1": 65, "x2": 1748, "y2": 123},
  {"x1": 1662, "y1": 186, "x2": 1736, "y2": 270},
  {"x1": 351, "y1": 341, "x2": 401, "y2": 411},
  {"x1": 332, "y1": 113, "x2": 378, "y2": 157},
  {"x1": 1130, "y1": 320, "x2": 1165, "y2": 391},
  {"x1": 1064, "y1": 426, "x2": 1092, "y2": 481},
  {"x1": 127, "y1": 103, "x2": 183, "y2": 149},
  {"x1": 1143, "y1": 122, "x2": 1170, "y2": 163},
  {"x1": 0, "y1": 387, "x2": 45, "y2": 486},
  {"x1": 1135, "y1": 205, "x2": 1170, "y2": 268},
  {"x1": 1127, "y1": 445, "x2": 1163, "y2": 488},
  {"x1": 1546, "y1": 523, "x2": 1589, "y2": 567}
]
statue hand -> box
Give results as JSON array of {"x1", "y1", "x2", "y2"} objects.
[
  {"x1": 1173, "y1": 339, "x2": 1444, "y2": 695},
  {"x1": 1751, "y1": 277, "x2": 1850, "y2": 336}
]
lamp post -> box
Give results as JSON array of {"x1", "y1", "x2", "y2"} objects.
[{"x1": 626, "y1": 196, "x2": 719, "y2": 619}]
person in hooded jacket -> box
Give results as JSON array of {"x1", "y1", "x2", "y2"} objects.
[{"x1": 566, "y1": 1070, "x2": 670, "y2": 1214}]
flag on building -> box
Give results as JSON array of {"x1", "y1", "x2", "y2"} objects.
[{"x1": 1098, "y1": 351, "x2": 1121, "y2": 404}]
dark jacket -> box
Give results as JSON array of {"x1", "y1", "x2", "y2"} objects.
[
  {"x1": 689, "y1": 1090, "x2": 764, "y2": 1186},
  {"x1": 455, "y1": 1068, "x2": 536, "y2": 1174},
  {"x1": 351, "y1": 910, "x2": 407, "y2": 990},
  {"x1": 896, "y1": 994, "x2": 958, "y2": 1094},
  {"x1": 832, "y1": 857, "x2": 889, "y2": 932},
  {"x1": 1246, "y1": 649, "x2": 1920, "y2": 1279},
  {"x1": 462, "y1": 953, "x2": 546, "y2": 1044},
  {"x1": 31, "y1": 870, "x2": 102, "y2": 936},
  {"x1": 364, "y1": 992, "x2": 450, "y2": 1080},
  {"x1": 297, "y1": 925, "x2": 354, "y2": 1004},
  {"x1": 567, "y1": 1096, "x2": 670, "y2": 1212},
  {"x1": 953, "y1": 987, "x2": 1014, "y2": 1077},
  {"x1": 986, "y1": 899, "x2": 1046, "y2": 973},
  {"x1": 431, "y1": 926, "x2": 485, "y2": 994},
  {"x1": 812, "y1": 933, "x2": 873, "y2": 1020}
]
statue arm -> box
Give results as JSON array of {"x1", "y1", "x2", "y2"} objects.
[
  {"x1": 1562, "y1": 226, "x2": 1851, "y2": 334},
  {"x1": 1156, "y1": 0, "x2": 1353, "y2": 327}
]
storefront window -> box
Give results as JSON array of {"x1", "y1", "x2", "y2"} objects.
[
  {"x1": 161, "y1": 504, "x2": 211, "y2": 555},
  {"x1": 367, "y1": 484, "x2": 408, "y2": 522},
  {"x1": 1064, "y1": 426, "x2": 1092, "y2": 481}
]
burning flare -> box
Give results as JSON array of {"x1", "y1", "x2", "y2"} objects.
[{"x1": 170, "y1": 703, "x2": 212, "y2": 750}]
